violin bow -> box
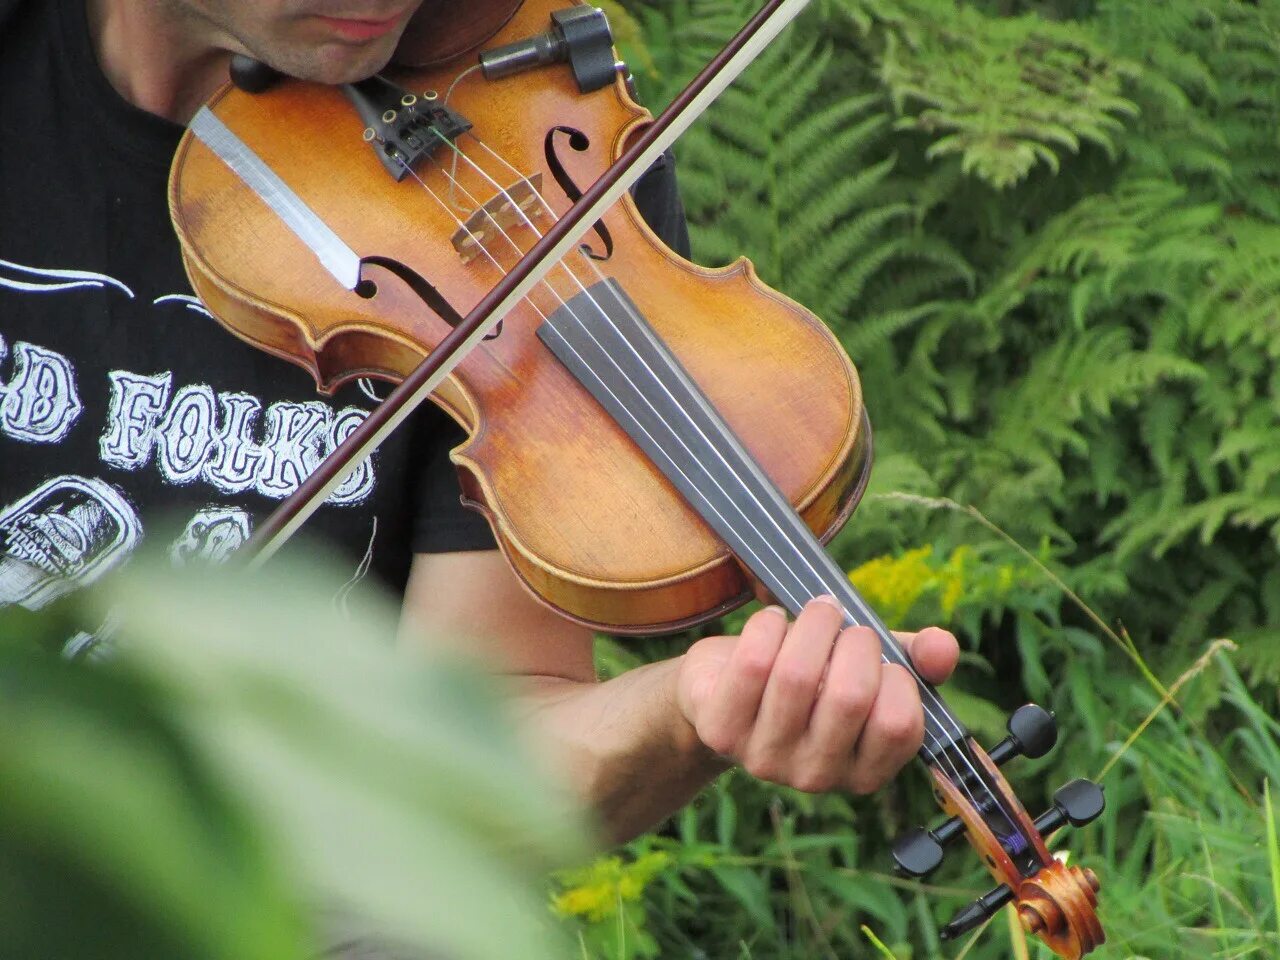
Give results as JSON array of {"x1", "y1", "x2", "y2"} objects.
[{"x1": 235, "y1": 1, "x2": 1107, "y2": 953}]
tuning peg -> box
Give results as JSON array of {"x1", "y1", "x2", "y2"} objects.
[
  {"x1": 939, "y1": 883, "x2": 1015, "y2": 940},
  {"x1": 1034, "y1": 778, "x2": 1106, "y2": 835},
  {"x1": 987, "y1": 703, "x2": 1058, "y2": 767},
  {"x1": 892, "y1": 814, "x2": 966, "y2": 878}
]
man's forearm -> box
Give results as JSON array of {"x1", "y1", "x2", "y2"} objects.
[
  {"x1": 509, "y1": 656, "x2": 731, "y2": 845},
  {"x1": 402, "y1": 555, "x2": 958, "y2": 847}
]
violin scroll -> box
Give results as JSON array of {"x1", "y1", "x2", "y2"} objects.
[{"x1": 1016, "y1": 859, "x2": 1104, "y2": 956}]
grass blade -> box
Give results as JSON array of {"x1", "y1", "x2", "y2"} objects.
[{"x1": 1266, "y1": 780, "x2": 1280, "y2": 941}]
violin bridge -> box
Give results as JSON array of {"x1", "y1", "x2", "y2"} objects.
[{"x1": 451, "y1": 174, "x2": 545, "y2": 264}]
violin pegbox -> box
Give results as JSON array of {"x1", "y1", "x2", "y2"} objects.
[{"x1": 893, "y1": 703, "x2": 1106, "y2": 958}]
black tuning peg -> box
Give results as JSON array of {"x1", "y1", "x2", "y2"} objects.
[
  {"x1": 892, "y1": 814, "x2": 966, "y2": 878},
  {"x1": 1034, "y1": 778, "x2": 1105, "y2": 835},
  {"x1": 987, "y1": 703, "x2": 1058, "y2": 767},
  {"x1": 939, "y1": 883, "x2": 1015, "y2": 940}
]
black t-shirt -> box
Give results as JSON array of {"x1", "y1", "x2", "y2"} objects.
[{"x1": 0, "y1": 0, "x2": 689, "y2": 639}]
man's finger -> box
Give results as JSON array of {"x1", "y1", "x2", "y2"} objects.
[
  {"x1": 696, "y1": 606, "x2": 788, "y2": 755},
  {"x1": 845, "y1": 664, "x2": 925, "y2": 794},
  {"x1": 891, "y1": 626, "x2": 960, "y2": 685},
  {"x1": 752, "y1": 596, "x2": 845, "y2": 752},
  {"x1": 792, "y1": 626, "x2": 881, "y2": 790}
]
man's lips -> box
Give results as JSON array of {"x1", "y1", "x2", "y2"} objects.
[{"x1": 313, "y1": 12, "x2": 405, "y2": 41}]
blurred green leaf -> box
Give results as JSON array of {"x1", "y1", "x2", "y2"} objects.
[{"x1": 2, "y1": 551, "x2": 592, "y2": 960}]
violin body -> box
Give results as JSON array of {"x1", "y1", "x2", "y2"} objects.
[{"x1": 169, "y1": 0, "x2": 869, "y2": 634}]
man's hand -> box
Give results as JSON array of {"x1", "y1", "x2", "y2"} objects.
[
  {"x1": 404, "y1": 553, "x2": 961, "y2": 840},
  {"x1": 676, "y1": 595, "x2": 960, "y2": 795}
]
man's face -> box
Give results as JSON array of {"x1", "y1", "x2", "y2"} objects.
[{"x1": 175, "y1": 0, "x2": 427, "y2": 84}]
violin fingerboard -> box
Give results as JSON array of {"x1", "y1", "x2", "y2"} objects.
[{"x1": 537, "y1": 279, "x2": 967, "y2": 760}]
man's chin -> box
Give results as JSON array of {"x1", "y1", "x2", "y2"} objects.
[{"x1": 262, "y1": 40, "x2": 398, "y2": 85}]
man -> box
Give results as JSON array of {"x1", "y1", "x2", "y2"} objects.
[{"x1": 0, "y1": 0, "x2": 959, "y2": 843}]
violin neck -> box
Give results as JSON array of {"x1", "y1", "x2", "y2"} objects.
[{"x1": 538, "y1": 278, "x2": 968, "y2": 762}]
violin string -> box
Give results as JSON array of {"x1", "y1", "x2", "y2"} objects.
[
  {"x1": 427, "y1": 71, "x2": 1021, "y2": 849},
  {"x1": 412, "y1": 133, "x2": 1001, "y2": 822},
  {"x1": 418, "y1": 160, "x2": 572, "y2": 316},
  {"x1": 443, "y1": 63, "x2": 482, "y2": 106},
  {"x1": 554, "y1": 258, "x2": 1009, "y2": 819},
  {"x1": 457, "y1": 139, "x2": 950, "y2": 698},
  {"x1": 399, "y1": 150, "x2": 847, "y2": 625},
  {"x1": 428, "y1": 133, "x2": 1002, "y2": 819},
  {"x1": 391, "y1": 118, "x2": 583, "y2": 321},
  {"x1": 409, "y1": 149, "x2": 632, "y2": 346},
  {"x1": 427, "y1": 22, "x2": 951, "y2": 691},
  {"x1": 442, "y1": 65, "x2": 484, "y2": 208},
  {"x1": 394, "y1": 164, "x2": 557, "y2": 323}
]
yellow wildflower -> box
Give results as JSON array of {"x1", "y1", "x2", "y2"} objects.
[
  {"x1": 552, "y1": 883, "x2": 617, "y2": 923},
  {"x1": 938, "y1": 545, "x2": 971, "y2": 619},
  {"x1": 551, "y1": 852, "x2": 671, "y2": 923},
  {"x1": 849, "y1": 546, "x2": 935, "y2": 626},
  {"x1": 997, "y1": 564, "x2": 1015, "y2": 593}
]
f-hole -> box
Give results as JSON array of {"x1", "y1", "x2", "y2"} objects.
[
  {"x1": 545, "y1": 126, "x2": 613, "y2": 261},
  {"x1": 358, "y1": 255, "x2": 502, "y2": 339}
]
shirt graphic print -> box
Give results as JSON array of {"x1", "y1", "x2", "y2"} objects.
[{"x1": 0, "y1": 256, "x2": 386, "y2": 630}]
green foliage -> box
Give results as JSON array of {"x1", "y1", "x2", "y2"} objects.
[
  {"x1": 0, "y1": 638, "x2": 305, "y2": 960},
  {"x1": 1088, "y1": 652, "x2": 1280, "y2": 958},
  {"x1": 566, "y1": 0, "x2": 1280, "y2": 956},
  {"x1": 619, "y1": 0, "x2": 1280, "y2": 658},
  {"x1": 867, "y1": 0, "x2": 1140, "y2": 188},
  {"x1": 0, "y1": 555, "x2": 588, "y2": 960}
]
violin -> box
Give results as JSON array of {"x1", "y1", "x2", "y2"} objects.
[{"x1": 167, "y1": 0, "x2": 1106, "y2": 953}]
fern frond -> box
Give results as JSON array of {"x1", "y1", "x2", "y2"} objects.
[
  {"x1": 783, "y1": 200, "x2": 913, "y2": 291},
  {"x1": 867, "y1": 1, "x2": 1140, "y2": 187},
  {"x1": 779, "y1": 118, "x2": 893, "y2": 209},
  {"x1": 842, "y1": 301, "x2": 947, "y2": 357},
  {"x1": 784, "y1": 95, "x2": 885, "y2": 163}
]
